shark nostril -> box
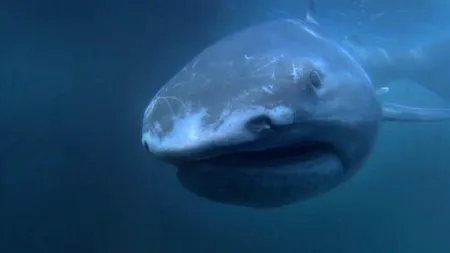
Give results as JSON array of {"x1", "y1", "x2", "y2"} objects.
[
  {"x1": 143, "y1": 141, "x2": 150, "y2": 153},
  {"x1": 246, "y1": 115, "x2": 273, "y2": 134}
]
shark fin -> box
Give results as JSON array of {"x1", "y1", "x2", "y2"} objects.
[
  {"x1": 351, "y1": 37, "x2": 450, "y2": 102},
  {"x1": 305, "y1": 0, "x2": 319, "y2": 25},
  {"x1": 382, "y1": 102, "x2": 450, "y2": 122}
]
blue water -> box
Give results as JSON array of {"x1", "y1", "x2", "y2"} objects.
[{"x1": 1, "y1": 0, "x2": 450, "y2": 252}]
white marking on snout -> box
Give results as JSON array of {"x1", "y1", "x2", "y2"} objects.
[
  {"x1": 244, "y1": 54, "x2": 254, "y2": 60},
  {"x1": 291, "y1": 63, "x2": 301, "y2": 81},
  {"x1": 142, "y1": 105, "x2": 295, "y2": 155},
  {"x1": 256, "y1": 57, "x2": 279, "y2": 72},
  {"x1": 144, "y1": 95, "x2": 187, "y2": 118},
  {"x1": 262, "y1": 84, "x2": 274, "y2": 94},
  {"x1": 153, "y1": 121, "x2": 163, "y2": 133},
  {"x1": 271, "y1": 71, "x2": 276, "y2": 80}
]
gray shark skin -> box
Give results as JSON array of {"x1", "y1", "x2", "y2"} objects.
[
  {"x1": 141, "y1": 19, "x2": 450, "y2": 208},
  {"x1": 343, "y1": 37, "x2": 450, "y2": 101}
]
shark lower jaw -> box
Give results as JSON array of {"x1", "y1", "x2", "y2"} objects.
[{"x1": 172, "y1": 141, "x2": 347, "y2": 208}]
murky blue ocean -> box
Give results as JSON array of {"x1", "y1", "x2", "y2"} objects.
[{"x1": 1, "y1": 0, "x2": 450, "y2": 252}]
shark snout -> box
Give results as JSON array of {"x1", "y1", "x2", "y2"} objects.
[{"x1": 141, "y1": 101, "x2": 300, "y2": 161}]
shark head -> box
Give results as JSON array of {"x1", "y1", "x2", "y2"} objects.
[{"x1": 141, "y1": 19, "x2": 385, "y2": 208}]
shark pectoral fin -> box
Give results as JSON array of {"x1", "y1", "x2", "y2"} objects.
[{"x1": 382, "y1": 102, "x2": 450, "y2": 122}]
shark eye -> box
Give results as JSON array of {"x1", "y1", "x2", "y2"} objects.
[{"x1": 309, "y1": 70, "x2": 322, "y2": 89}]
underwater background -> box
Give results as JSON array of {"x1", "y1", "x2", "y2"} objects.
[{"x1": 1, "y1": 0, "x2": 450, "y2": 252}]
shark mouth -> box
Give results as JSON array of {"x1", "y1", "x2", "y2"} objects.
[{"x1": 197, "y1": 141, "x2": 344, "y2": 169}]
